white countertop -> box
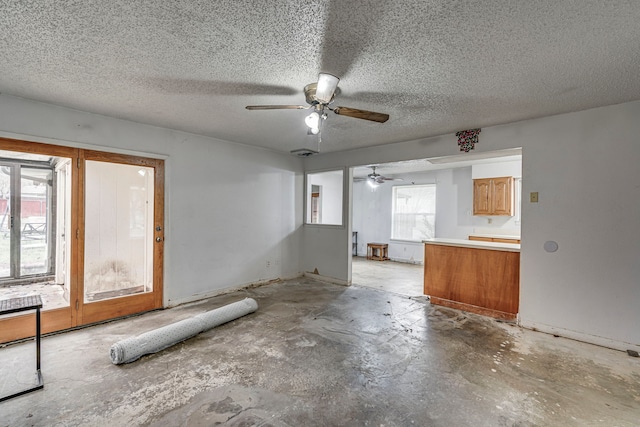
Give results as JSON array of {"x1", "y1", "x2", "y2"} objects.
[
  {"x1": 423, "y1": 238, "x2": 520, "y2": 252},
  {"x1": 468, "y1": 233, "x2": 521, "y2": 240}
]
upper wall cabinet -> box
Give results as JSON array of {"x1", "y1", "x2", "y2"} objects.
[{"x1": 473, "y1": 176, "x2": 514, "y2": 216}]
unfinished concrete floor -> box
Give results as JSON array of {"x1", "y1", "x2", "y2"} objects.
[
  {"x1": 352, "y1": 256, "x2": 423, "y2": 296},
  {"x1": 1, "y1": 277, "x2": 639, "y2": 426}
]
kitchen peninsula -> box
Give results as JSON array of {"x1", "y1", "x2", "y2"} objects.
[{"x1": 423, "y1": 238, "x2": 520, "y2": 320}]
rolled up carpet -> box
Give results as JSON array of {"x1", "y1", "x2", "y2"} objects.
[{"x1": 110, "y1": 298, "x2": 258, "y2": 364}]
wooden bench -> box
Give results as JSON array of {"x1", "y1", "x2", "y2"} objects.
[{"x1": 367, "y1": 243, "x2": 389, "y2": 261}]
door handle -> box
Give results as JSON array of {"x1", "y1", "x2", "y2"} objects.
[{"x1": 156, "y1": 237, "x2": 163, "y2": 242}]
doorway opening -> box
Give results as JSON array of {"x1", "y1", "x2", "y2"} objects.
[{"x1": 350, "y1": 148, "x2": 522, "y2": 297}]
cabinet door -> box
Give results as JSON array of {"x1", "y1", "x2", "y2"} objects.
[
  {"x1": 473, "y1": 178, "x2": 492, "y2": 215},
  {"x1": 492, "y1": 177, "x2": 513, "y2": 215}
]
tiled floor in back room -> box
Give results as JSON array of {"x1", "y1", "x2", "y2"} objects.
[{"x1": 1, "y1": 277, "x2": 639, "y2": 426}]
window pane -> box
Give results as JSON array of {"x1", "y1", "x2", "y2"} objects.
[
  {"x1": 0, "y1": 165, "x2": 10, "y2": 278},
  {"x1": 84, "y1": 161, "x2": 154, "y2": 302},
  {"x1": 391, "y1": 185, "x2": 436, "y2": 241},
  {"x1": 20, "y1": 167, "x2": 52, "y2": 276}
]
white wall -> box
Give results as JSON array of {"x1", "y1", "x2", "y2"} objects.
[
  {"x1": 0, "y1": 94, "x2": 304, "y2": 306},
  {"x1": 352, "y1": 180, "x2": 392, "y2": 254},
  {"x1": 472, "y1": 160, "x2": 521, "y2": 179},
  {"x1": 304, "y1": 100, "x2": 640, "y2": 352},
  {"x1": 301, "y1": 168, "x2": 351, "y2": 284}
]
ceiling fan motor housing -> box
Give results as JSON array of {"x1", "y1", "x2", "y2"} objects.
[{"x1": 304, "y1": 83, "x2": 336, "y2": 105}]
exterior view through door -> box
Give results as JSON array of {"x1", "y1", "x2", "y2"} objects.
[{"x1": 0, "y1": 138, "x2": 164, "y2": 344}]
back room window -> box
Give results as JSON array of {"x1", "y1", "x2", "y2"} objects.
[{"x1": 391, "y1": 184, "x2": 436, "y2": 241}]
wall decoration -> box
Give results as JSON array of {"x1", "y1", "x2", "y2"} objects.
[{"x1": 456, "y1": 128, "x2": 481, "y2": 152}]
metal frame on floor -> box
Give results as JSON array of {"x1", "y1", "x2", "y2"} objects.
[{"x1": 0, "y1": 294, "x2": 43, "y2": 402}]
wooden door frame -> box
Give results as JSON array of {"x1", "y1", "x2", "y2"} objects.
[
  {"x1": 0, "y1": 138, "x2": 78, "y2": 342},
  {"x1": 0, "y1": 137, "x2": 164, "y2": 343},
  {"x1": 77, "y1": 149, "x2": 164, "y2": 325}
]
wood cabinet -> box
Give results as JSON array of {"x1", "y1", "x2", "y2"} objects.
[
  {"x1": 424, "y1": 242, "x2": 520, "y2": 320},
  {"x1": 469, "y1": 236, "x2": 520, "y2": 244},
  {"x1": 473, "y1": 176, "x2": 513, "y2": 216}
]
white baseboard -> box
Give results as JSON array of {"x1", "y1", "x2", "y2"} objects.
[{"x1": 519, "y1": 319, "x2": 640, "y2": 353}]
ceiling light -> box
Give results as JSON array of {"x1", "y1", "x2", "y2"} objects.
[
  {"x1": 367, "y1": 179, "x2": 379, "y2": 189},
  {"x1": 305, "y1": 112, "x2": 320, "y2": 128},
  {"x1": 305, "y1": 111, "x2": 320, "y2": 134},
  {"x1": 315, "y1": 73, "x2": 340, "y2": 103}
]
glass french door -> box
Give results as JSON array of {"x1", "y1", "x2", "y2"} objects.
[
  {"x1": 0, "y1": 138, "x2": 164, "y2": 343},
  {"x1": 77, "y1": 150, "x2": 164, "y2": 325}
]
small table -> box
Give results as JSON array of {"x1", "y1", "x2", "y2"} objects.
[
  {"x1": 367, "y1": 243, "x2": 389, "y2": 261},
  {"x1": 0, "y1": 295, "x2": 44, "y2": 402}
]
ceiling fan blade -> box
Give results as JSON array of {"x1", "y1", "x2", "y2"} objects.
[
  {"x1": 333, "y1": 106, "x2": 389, "y2": 123},
  {"x1": 315, "y1": 73, "x2": 340, "y2": 103},
  {"x1": 245, "y1": 105, "x2": 309, "y2": 110}
]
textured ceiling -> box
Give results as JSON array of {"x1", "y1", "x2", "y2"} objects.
[{"x1": 0, "y1": 1, "x2": 639, "y2": 154}]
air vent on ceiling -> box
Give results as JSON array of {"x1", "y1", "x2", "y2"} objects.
[{"x1": 290, "y1": 148, "x2": 319, "y2": 157}]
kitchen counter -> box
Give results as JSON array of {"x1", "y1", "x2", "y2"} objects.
[
  {"x1": 423, "y1": 239, "x2": 520, "y2": 320},
  {"x1": 468, "y1": 233, "x2": 521, "y2": 240},
  {"x1": 423, "y1": 238, "x2": 520, "y2": 252}
]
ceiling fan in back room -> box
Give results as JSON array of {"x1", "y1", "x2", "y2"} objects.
[
  {"x1": 246, "y1": 73, "x2": 389, "y2": 135},
  {"x1": 354, "y1": 166, "x2": 403, "y2": 188}
]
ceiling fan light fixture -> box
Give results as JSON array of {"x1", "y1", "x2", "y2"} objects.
[
  {"x1": 305, "y1": 111, "x2": 321, "y2": 134},
  {"x1": 315, "y1": 73, "x2": 340, "y2": 103},
  {"x1": 245, "y1": 73, "x2": 389, "y2": 131}
]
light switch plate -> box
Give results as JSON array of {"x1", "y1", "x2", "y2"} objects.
[{"x1": 530, "y1": 192, "x2": 539, "y2": 203}]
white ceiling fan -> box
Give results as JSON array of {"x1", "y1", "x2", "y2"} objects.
[
  {"x1": 246, "y1": 73, "x2": 389, "y2": 134},
  {"x1": 355, "y1": 166, "x2": 403, "y2": 187}
]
